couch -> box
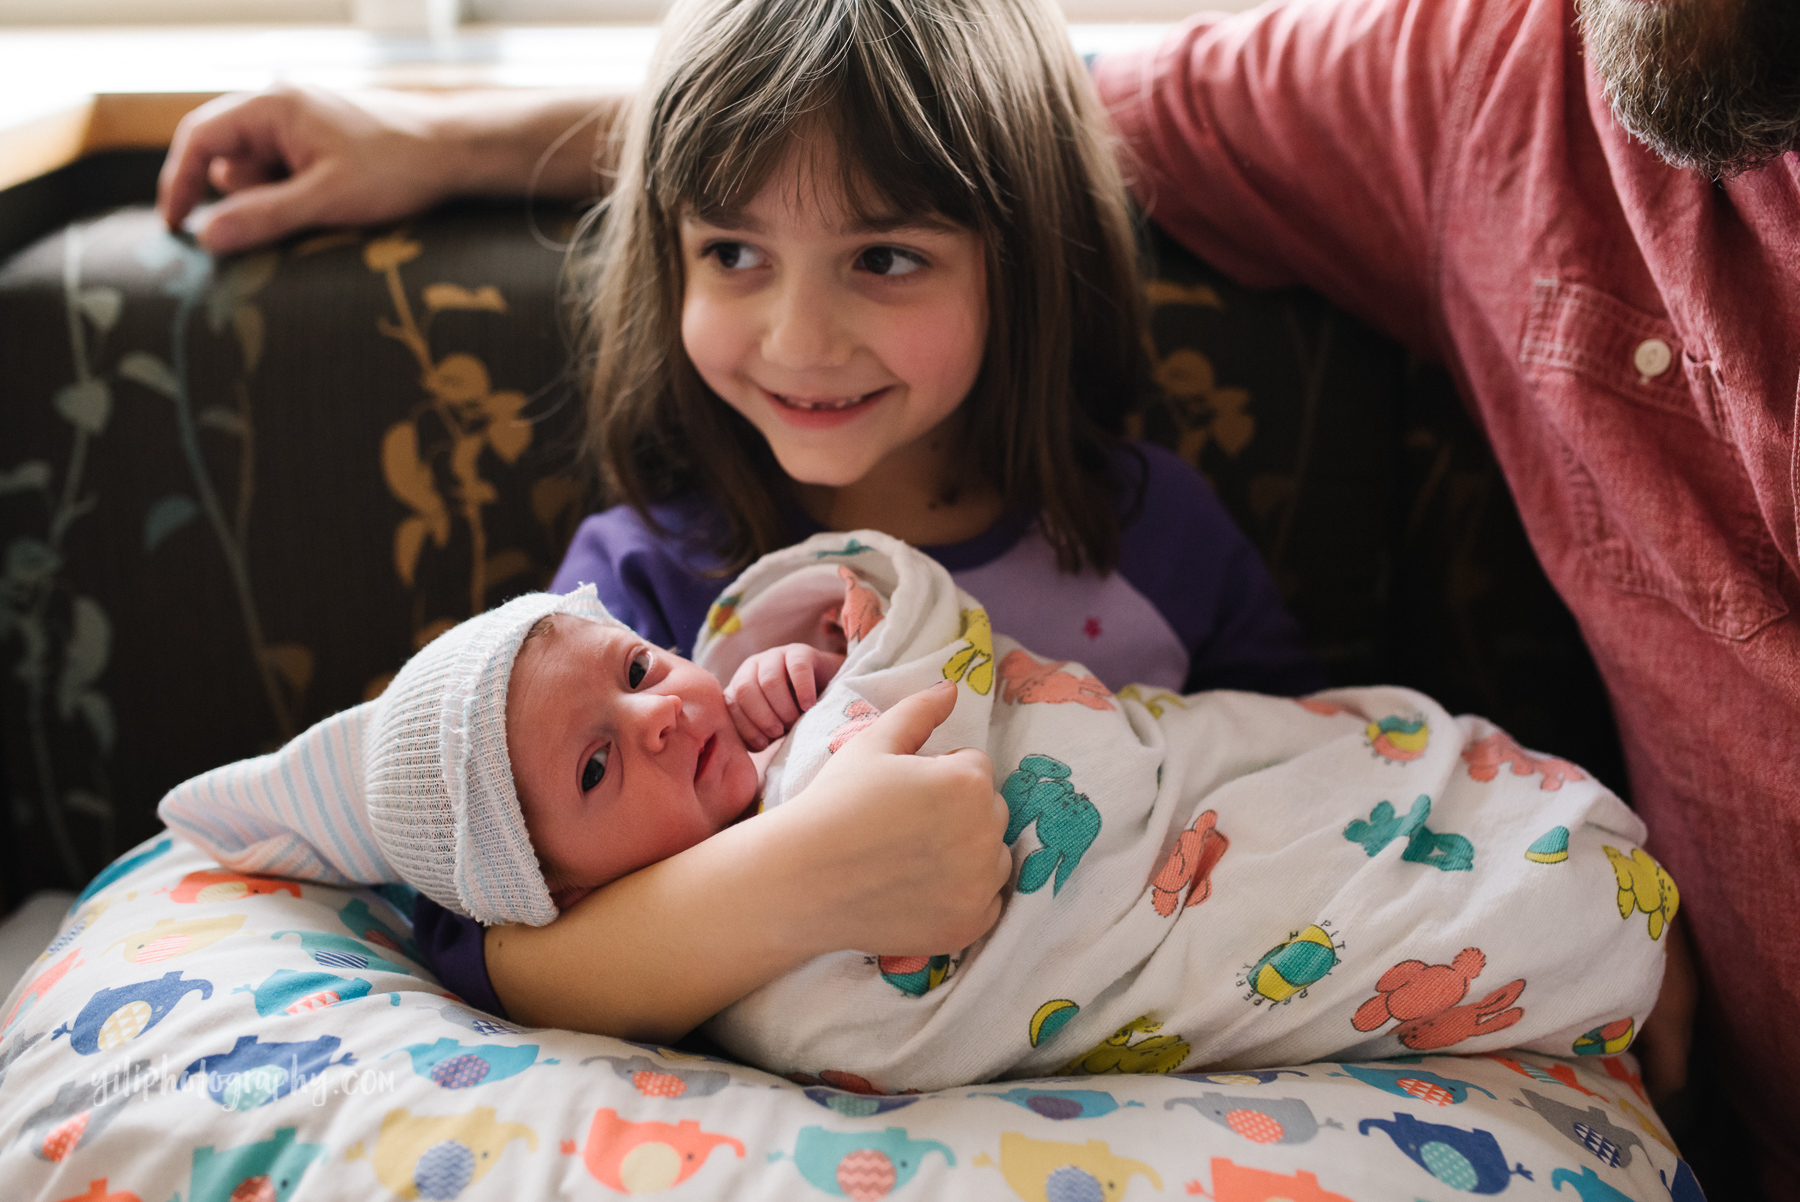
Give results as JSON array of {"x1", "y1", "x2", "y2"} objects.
[{"x1": 0, "y1": 148, "x2": 1711, "y2": 1201}]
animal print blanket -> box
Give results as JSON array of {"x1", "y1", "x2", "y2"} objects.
[{"x1": 692, "y1": 531, "x2": 1673, "y2": 1094}]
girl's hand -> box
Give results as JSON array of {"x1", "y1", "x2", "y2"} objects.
[
  {"x1": 759, "y1": 679, "x2": 1012, "y2": 958},
  {"x1": 725, "y1": 643, "x2": 846, "y2": 750},
  {"x1": 487, "y1": 678, "x2": 1009, "y2": 1042}
]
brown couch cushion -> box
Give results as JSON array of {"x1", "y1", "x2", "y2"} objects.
[{"x1": 0, "y1": 160, "x2": 1621, "y2": 901}]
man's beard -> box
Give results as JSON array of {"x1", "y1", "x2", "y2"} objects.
[{"x1": 1578, "y1": 0, "x2": 1800, "y2": 176}]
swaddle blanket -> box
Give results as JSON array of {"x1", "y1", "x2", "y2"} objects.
[{"x1": 693, "y1": 531, "x2": 1672, "y2": 1094}]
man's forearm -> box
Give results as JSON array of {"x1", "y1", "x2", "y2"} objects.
[{"x1": 426, "y1": 89, "x2": 629, "y2": 201}]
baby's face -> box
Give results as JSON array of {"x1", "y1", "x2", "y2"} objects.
[{"x1": 505, "y1": 614, "x2": 760, "y2": 907}]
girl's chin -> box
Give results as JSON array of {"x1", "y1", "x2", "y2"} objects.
[{"x1": 770, "y1": 448, "x2": 879, "y2": 489}]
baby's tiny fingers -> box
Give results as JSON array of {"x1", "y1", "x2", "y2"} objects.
[
  {"x1": 757, "y1": 659, "x2": 801, "y2": 726},
  {"x1": 728, "y1": 701, "x2": 769, "y2": 751},
  {"x1": 788, "y1": 651, "x2": 819, "y2": 711},
  {"x1": 728, "y1": 680, "x2": 784, "y2": 739}
]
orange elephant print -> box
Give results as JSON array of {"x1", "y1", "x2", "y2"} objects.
[
  {"x1": 569, "y1": 1109, "x2": 745, "y2": 1194},
  {"x1": 1352, "y1": 948, "x2": 1525, "y2": 1051},
  {"x1": 1151, "y1": 810, "x2": 1229, "y2": 916},
  {"x1": 837, "y1": 567, "x2": 883, "y2": 643},
  {"x1": 1462, "y1": 731, "x2": 1584, "y2": 791},
  {"x1": 996, "y1": 649, "x2": 1115, "y2": 711}
]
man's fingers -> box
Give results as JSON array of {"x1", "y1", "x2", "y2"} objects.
[
  {"x1": 193, "y1": 169, "x2": 337, "y2": 254},
  {"x1": 210, "y1": 153, "x2": 287, "y2": 195},
  {"x1": 158, "y1": 93, "x2": 274, "y2": 231},
  {"x1": 846, "y1": 680, "x2": 957, "y2": 758}
]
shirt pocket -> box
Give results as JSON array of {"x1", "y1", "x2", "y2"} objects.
[{"x1": 1519, "y1": 278, "x2": 1788, "y2": 641}]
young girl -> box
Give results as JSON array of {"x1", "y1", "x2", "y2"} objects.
[{"x1": 405, "y1": 0, "x2": 1317, "y2": 1038}]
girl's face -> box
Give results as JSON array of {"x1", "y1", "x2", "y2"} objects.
[{"x1": 678, "y1": 142, "x2": 989, "y2": 492}]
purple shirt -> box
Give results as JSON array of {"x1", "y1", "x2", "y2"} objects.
[{"x1": 420, "y1": 440, "x2": 1320, "y2": 1015}]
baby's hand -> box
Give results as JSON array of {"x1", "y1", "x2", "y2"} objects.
[{"x1": 725, "y1": 644, "x2": 846, "y2": 750}]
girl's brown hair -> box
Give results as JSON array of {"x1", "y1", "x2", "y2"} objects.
[{"x1": 576, "y1": 0, "x2": 1145, "y2": 573}]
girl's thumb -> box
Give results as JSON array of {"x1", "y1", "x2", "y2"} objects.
[{"x1": 850, "y1": 680, "x2": 958, "y2": 758}]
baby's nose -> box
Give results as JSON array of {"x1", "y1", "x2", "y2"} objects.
[{"x1": 631, "y1": 691, "x2": 684, "y2": 750}]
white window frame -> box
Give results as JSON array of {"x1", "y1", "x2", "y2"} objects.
[{"x1": 0, "y1": 0, "x2": 1258, "y2": 26}]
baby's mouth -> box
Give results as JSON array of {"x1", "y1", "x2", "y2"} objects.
[
  {"x1": 769, "y1": 387, "x2": 888, "y2": 411},
  {"x1": 694, "y1": 734, "x2": 716, "y2": 782}
]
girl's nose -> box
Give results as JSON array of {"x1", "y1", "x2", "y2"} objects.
[
  {"x1": 628, "y1": 691, "x2": 683, "y2": 752},
  {"x1": 763, "y1": 275, "x2": 852, "y2": 370}
]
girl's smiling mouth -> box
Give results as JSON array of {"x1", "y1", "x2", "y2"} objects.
[{"x1": 764, "y1": 385, "x2": 892, "y2": 423}]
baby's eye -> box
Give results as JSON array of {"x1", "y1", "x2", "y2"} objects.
[
  {"x1": 581, "y1": 746, "x2": 609, "y2": 793},
  {"x1": 708, "y1": 241, "x2": 766, "y2": 270},
  {"x1": 857, "y1": 246, "x2": 923, "y2": 276},
  {"x1": 627, "y1": 646, "x2": 653, "y2": 689}
]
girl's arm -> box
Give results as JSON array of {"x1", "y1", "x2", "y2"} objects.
[{"x1": 485, "y1": 681, "x2": 1011, "y2": 1040}]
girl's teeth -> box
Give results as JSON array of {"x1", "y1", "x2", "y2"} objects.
[{"x1": 777, "y1": 391, "x2": 873, "y2": 410}]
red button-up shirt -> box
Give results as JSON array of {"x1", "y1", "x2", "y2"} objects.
[{"x1": 1098, "y1": 0, "x2": 1800, "y2": 1183}]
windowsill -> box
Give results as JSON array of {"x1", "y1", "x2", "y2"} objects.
[{"x1": 0, "y1": 21, "x2": 1179, "y2": 191}]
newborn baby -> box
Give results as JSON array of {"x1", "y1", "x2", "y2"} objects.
[
  {"x1": 158, "y1": 583, "x2": 802, "y2": 928},
  {"x1": 160, "y1": 531, "x2": 1673, "y2": 1093}
]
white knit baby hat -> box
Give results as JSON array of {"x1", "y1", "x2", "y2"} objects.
[
  {"x1": 363, "y1": 584, "x2": 622, "y2": 926},
  {"x1": 157, "y1": 584, "x2": 621, "y2": 927}
]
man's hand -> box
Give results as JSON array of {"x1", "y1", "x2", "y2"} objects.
[
  {"x1": 157, "y1": 85, "x2": 622, "y2": 254},
  {"x1": 724, "y1": 643, "x2": 846, "y2": 750},
  {"x1": 763, "y1": 679, "x2": 1012, "y2": 958},
  {"x1": 158, "y1": 86, "x2": 459, "y2": 253},
  {"x1": 1638, "y1": 912, "x2": 1697, "y2": 1104}
]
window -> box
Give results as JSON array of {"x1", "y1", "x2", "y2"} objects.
[{"x1": 0, "y1": 0, "x2": 1259, "y2": 26}]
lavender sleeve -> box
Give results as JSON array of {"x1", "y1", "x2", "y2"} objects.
[
  {"x1": 1114, "y1": 442, "x2": 1324, "y2": 696},
  {"x1": 549, "y1": 496, "x2": 737, "y2": 657},
  {"x1": 413, "y1": 892, "x2": 510, "y2": 1018}
]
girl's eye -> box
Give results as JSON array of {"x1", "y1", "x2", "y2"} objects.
[
  {"x1": 581, "y1": 746, "x2": 609, "y2": 792},
  {"x1": 857, "y1": 246, "x2": 923, "y2": 276},
  {"x1": 627, "y1": 646, "x2": 653, "y2": 689},
  {"x1": 708, "y1": 241, "x2": 766, "y2": 270}
]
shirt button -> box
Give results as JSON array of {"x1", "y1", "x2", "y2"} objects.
[{"x1": 1633, "y1": 338, "x2": 1673, "y2": 380}]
